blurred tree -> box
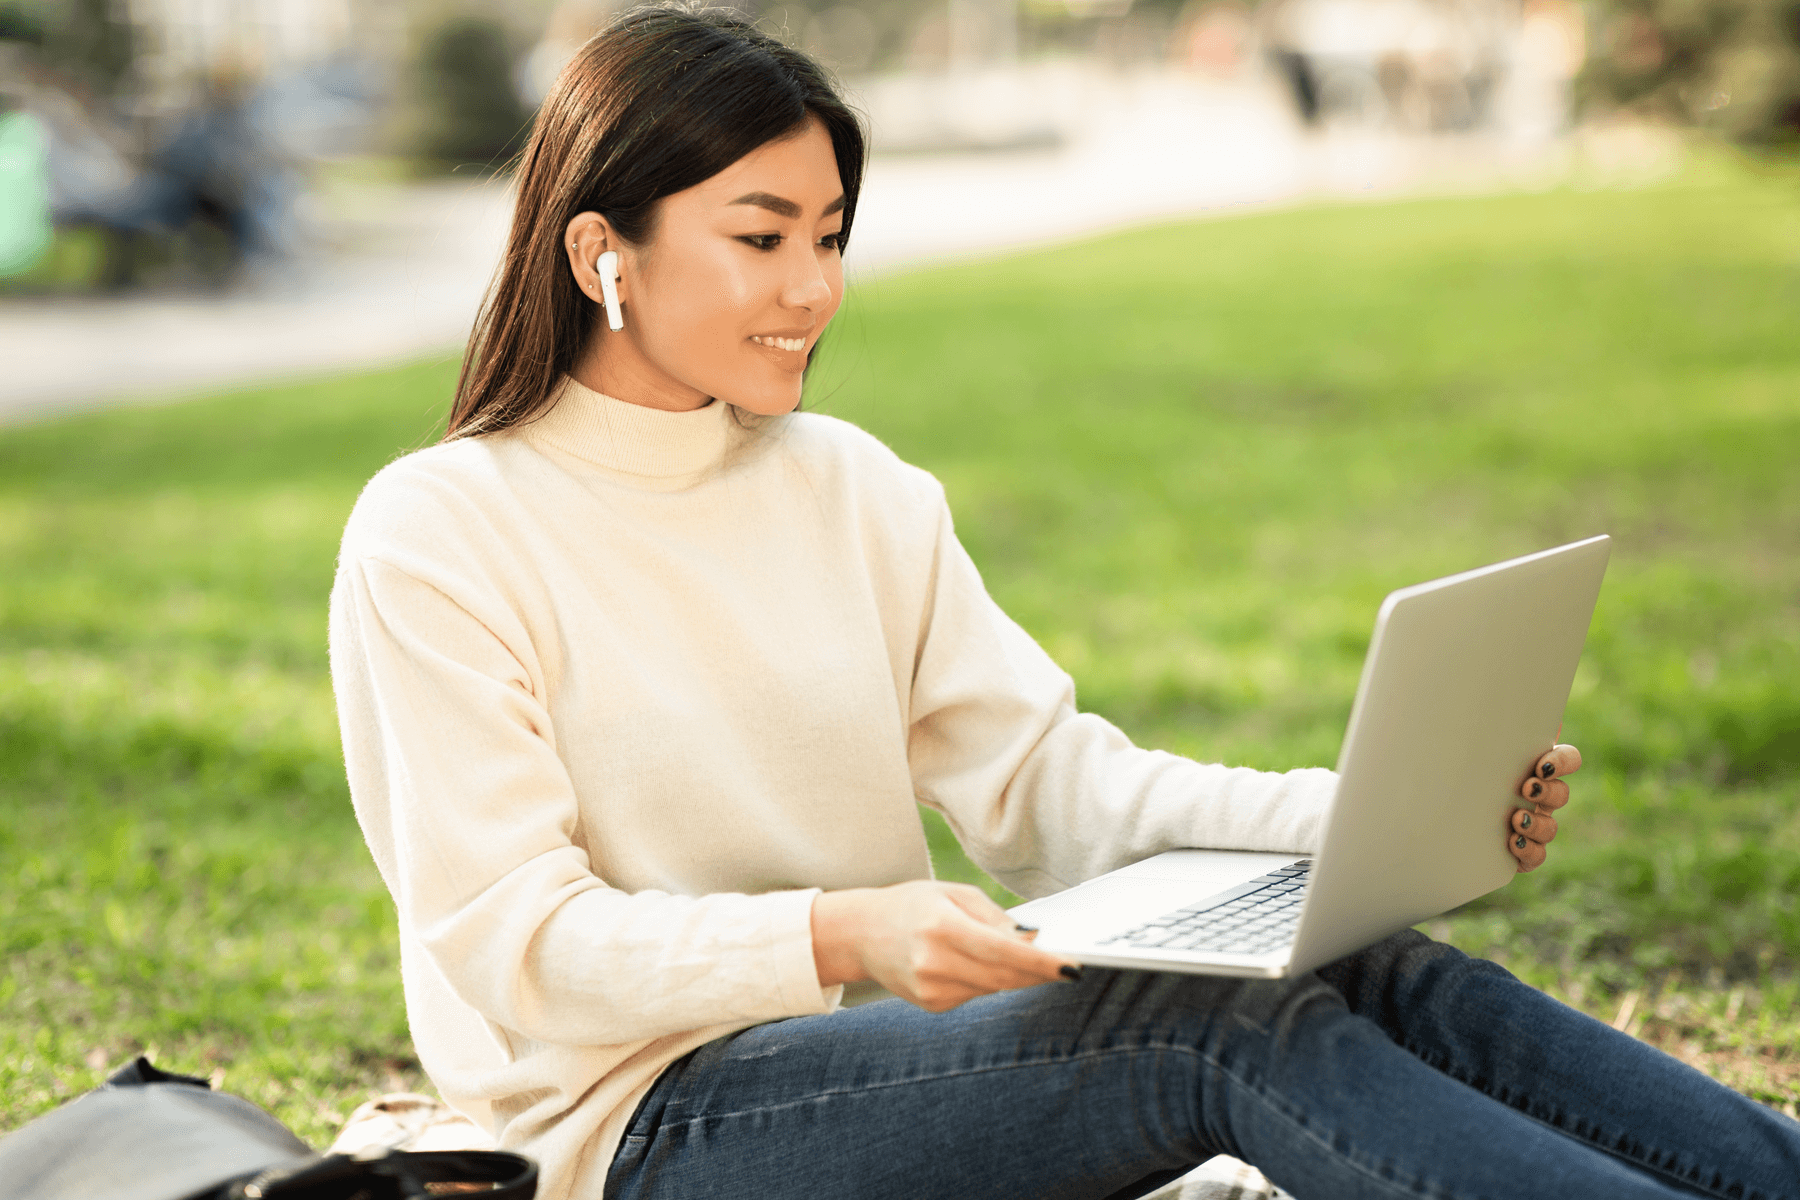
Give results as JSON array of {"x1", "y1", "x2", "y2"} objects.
[
  {"x1": 0, "y1": 3, "x2": 44, "y2": 45},
  {"x1": 413, "y1": 16, "x2": 530, "y2": 172},
  {"x1": 0, "y1": 0, "x2": 136, "y2": 101},
  {"x1": 1579, "y1": 0, "x2": 1800, "y2": 144}
]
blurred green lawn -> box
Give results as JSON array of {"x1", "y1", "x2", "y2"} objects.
[{"x1": 3, "y1": 150, "x2": 1797, "y2": 1141}]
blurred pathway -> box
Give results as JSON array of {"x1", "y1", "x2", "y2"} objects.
[
  {"x1": 0, "y1": 75, "x2": 1629, "y2": 425},
  {"x1": 849, "y1": 73, "x2": 1564, "y2": 273}
]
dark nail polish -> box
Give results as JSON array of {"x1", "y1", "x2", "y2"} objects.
[
  {"x1": 1540, "y1": 761, "x2": 1556, "y2": 779},
  {"x1": 1059, "y1": 965, "x2": 1084, "y2": 982},
  {"x1": 1015, "y1": 923, "x2": 1039, "y2": 933},
  {"x1": 1520, "y1": 812, "x2": 1532, "y2": 829},
  {"x1": 1528, "y1": 780, "x2": 1543, "y2": 799},
  {"x1": 1515, "y1": 834, "x2": 1528, "y2": 849}
]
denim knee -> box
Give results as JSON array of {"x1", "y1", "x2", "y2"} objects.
[{"x1": 1067, "y1": 964, "x2": 1354, "y2": 1087}]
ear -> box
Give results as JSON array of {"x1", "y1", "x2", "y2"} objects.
[{"x1": 563, "y1": 212, "x2": 634, "y2": 306}]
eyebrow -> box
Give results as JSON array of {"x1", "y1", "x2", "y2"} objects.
[{"x1": 728, "y1": 191, "x2": 847, "y2": 219}]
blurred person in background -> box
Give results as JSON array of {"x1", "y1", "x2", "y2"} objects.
[
  {"x1": 328, "y1": 6, "x2": 1800, "y2": 1200},
  {"x1": 1172, "y1": 1, "x2": 1257, "y2": 81},
  {"x1": 26, "y1": 56, "x2": 302, "y2": 288},
  {"x1": 1260, "y1": 0, "x2": 1508, "y2": 129},
  {"x1": 145, "y1": 58, "x2": 302, "y2": 271},
  {"x1": 0, "y1": 0, "x2": 365, "y2": 290}
]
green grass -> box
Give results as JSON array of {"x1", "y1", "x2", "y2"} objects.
[{"x1": 4, "y1": 148, "x2": 1798, "y2": 1140}]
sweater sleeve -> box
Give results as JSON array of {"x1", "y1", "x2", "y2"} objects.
[
  {"x1": 905, "y1": 499, "x2": 1338, "y2": 901},
  {"x1": 329, "y1": 554, "x2": 835, "y2": 1048}
]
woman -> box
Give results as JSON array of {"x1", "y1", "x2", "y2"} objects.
[{"x1": 328, "y1": 7, "x2": 1800, "y2": 1199}]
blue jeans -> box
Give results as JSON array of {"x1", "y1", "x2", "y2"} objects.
[{"x1": 604, "y1": 931, "x2": 1800, "y2": 1199}]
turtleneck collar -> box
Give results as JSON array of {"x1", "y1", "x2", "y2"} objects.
[{"x1": 520, "y1": 375, "x2": 736, "y2": 483}]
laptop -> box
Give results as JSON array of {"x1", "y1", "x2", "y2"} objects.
[{"x1": 1009, "y1": 535, "x2": 1611, "y2": 979}]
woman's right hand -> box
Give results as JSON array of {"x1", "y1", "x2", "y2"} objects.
[{"x1": 811, "y1": 881, "x2": 1080, "y2": 1013}]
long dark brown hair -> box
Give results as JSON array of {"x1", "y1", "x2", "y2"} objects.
[{"x1": 444, "y1": 4, "x2": 867, "y2": 441}]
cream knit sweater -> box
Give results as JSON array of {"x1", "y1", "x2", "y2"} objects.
[{"x1": 328, "y1": 377, "x2": 1336, "y2": 1200}]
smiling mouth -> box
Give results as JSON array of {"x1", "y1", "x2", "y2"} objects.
[{"x1": 751, "y1": 335, "x2": 807, "y2": 353}]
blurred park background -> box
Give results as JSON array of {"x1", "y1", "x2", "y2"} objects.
[{"x1": 2, "y1": 0, "x2": 1798, "y2": 1151}]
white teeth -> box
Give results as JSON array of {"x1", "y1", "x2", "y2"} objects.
[{"x1": 754, "y1": 336, "x2": 805, "y2": 352}]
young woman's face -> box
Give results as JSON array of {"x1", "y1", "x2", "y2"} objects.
[{"x1": 566, "y1": 117, "x2": 847, "y2": 415}]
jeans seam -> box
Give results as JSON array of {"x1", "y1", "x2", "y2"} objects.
[
  {"x1": 1395, "y1": 1038, "x2": 1785, "y2": 1200},
  {"x1": 658, "y1": 1039, "x2": 1199, "y2": 1128}
]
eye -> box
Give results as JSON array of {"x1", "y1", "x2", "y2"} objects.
[
  {"x1": 739, "y1": 234, "x2": 783, "y2": 251},
  {"x1": 819, "y1": 231, "x2": 844, "y2": 252}
]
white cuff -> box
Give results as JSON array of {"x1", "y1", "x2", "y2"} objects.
[{"x1": 765, "y1": 887, "x2": 836, "y2": 1016}]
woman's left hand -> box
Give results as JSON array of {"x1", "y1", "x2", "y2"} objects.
[{"x1": 1508, "y1": 743, "x2": 1580, "y2": 872}]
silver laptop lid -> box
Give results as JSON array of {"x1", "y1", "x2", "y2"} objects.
[{"x1": 1285, "y1": 535, "x2": 1610, "y2": 976}]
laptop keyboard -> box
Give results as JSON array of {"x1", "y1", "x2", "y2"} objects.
[{"x1": 1098, "y1": 861, "x2": 1312, "y2": 957}]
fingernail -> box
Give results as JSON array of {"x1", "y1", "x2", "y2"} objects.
[
  {"x1": 1540, "y1": 760, "x2": 1556, "y2": 779},
  {"x1": 1059, "y1": 965, "x2": 1084, "y2": 982},
  {"x1": 1520, "y1": 812, "x2": 1532, "y2": 829},
  {"x1": 1528, "y1": 780, "x2": 1543, "y2": 799},
  {"x1": 1515, "y1": 834, "x2": 1528, "y2": 849},
  {"x1": 1015, "y1": 923, "x2": 1039, "y2": 933}
]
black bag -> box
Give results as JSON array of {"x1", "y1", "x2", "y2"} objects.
[{"x1": 0, "y1": 1058, "x2": 536, "y2": 1200}]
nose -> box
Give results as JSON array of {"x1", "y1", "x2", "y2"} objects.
[{"x1": 782, "y1": 243, "x2": 836, "y2": 313}]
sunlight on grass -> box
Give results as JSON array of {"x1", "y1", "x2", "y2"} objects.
[{"x1": 3, "y1": 149, "x2": 1797, "y2": 1137}]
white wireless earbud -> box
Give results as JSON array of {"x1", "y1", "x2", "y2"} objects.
[{"x1": 596, "y1": 249, "x2": 624, "y2": 331}]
